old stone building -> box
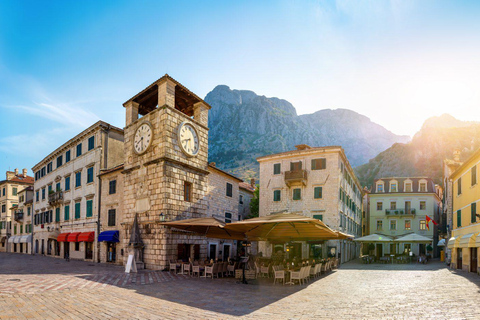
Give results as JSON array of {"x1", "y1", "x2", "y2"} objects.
[
  {"x1": 32, "y1": 121, "x2": 124, "y2": 261},
  {"x1": 122, "y1": 75, "x2": 211, "y2": 270},
  {"x1": 239, "y1": 180, "x2": 255, "y2": 220},
  {"x1": 257, "y1": 145, "x2": 363, "y2": 263},
  {"x1": 0, "y1": 169, "x2": 34, "y2": 252},
  {"x1": 10, "y1": 186, "x2": 34, "y2": 254},
  {"x1": 98, "y1": 164, "x2": 124, "y2": 265}
]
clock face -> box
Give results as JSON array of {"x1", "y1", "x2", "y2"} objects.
[
  {"x1": 178, "y1": 122, "x2": 199, "y2": 157},
  {"x1": 134, "y1": 123, "x2": 153, "y2": 155}
]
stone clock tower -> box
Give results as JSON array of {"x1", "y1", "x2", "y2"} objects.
[{"x1": 122, "y1": 74, "x2": 211, "y2": 270}]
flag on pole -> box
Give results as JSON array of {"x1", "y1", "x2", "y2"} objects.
[{"x1": 426, "y1": 215, "x2": 438, "y2": 230}]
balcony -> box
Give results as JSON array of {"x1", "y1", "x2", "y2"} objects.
[
  {"x1": 284, "y1": 170, "x2": 308, "y2": 187},
  {"x1": 385, "y1": 208, "x2": 416, "y2": 216},
  {"x1": 48, "y1": 190, "x2": 63, "y2": 206},
  {"x1": 14, "y1": 210, "x2": 24, "y2": 221}
]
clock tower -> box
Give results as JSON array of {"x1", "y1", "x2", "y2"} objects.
[{"x1": 122, "y1": 74, "x2": 211, "y2": 270}]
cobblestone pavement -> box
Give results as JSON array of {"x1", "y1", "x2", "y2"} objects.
[{"x1": 1, "y1": 253, "x2": 480, "y2": 319}]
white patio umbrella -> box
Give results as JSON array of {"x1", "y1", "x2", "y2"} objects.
[
  {"x1": 394, "y1": 233, "x2": 432, "y2": 243},
  {"x1": 353, "y1": 234, "x2": 393, "y2": 242}
]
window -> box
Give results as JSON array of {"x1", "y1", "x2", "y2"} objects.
[
  {"x1": 390, "y1": 184, "x2": 397, "y2": 192},
  {"x1": 290, "y1": 161, "x2": 302, "y2": 171},
  {"x1": 376, "y1": 220, "x2": 383, "y2": 230},
  {"x1": 311, "y1": 158, "x2": 326, "y2": 170},
  {"x1": 184, "y1": 181, "x2": 192, "y2": 202},
  {"x1": 239, "y1": 195, "x2": 243, "y2": 204},
  {"x1": 471, "y1": 203, "x2": 477, "y2": 223},
  {"x1": 20, "y1": 225, "x2": 23, "y2": 234},
  {"x1": 88, "y1": 136, "x2": 95, "y2": 151},
  {"x1": 109, "y1": 180, "x2": 117, "y2": 194},
  {"x1": 389, "y1": 220, "x2": 396, "y2": 230},
  {"x1": 390, "y1": 202, "x2": 396, "y2": 210},
  {"x1": 405, "y1": 183, "x2": 412, "y2": 192},
  {"x1": 47, "y1": 162, "x2": 53, "y2": 173},
  {"x1": 313, "y1": 214, "x2": 323, "y2": 221},
  {"x1": 226, "y1": 183, "x2": 233, "y2": 197},
  {"x1": 64, "y1": 205, "x2": 70, "y2": 221},
  {"x1": 419, "y1": 183, "x2": 426, "y2": 192},
  {"x1": 66, "y1": 150, "x2": 71, "y2": 163},
  {"x1": 273, "y1": 163, "x2": 281, "y2": 175},
  {"x1": 14, "y1": 225, "x2": 17, "y2": 235},
  {"x1": 42, "y1": 188, "x2": 45, "y2": 200},
  {"x1": 12, "y1": 187, "x2": 17, "y2": 196},
  {"x1": 75, "y1": 171, "x2": 82, "y2": 188},
  {"x1": 27, "y1": 207, "x2": 31, "y2": 216},
  {"x1": 76, "y1": 143, "x2": 82, "y2": 157},
  {"x1": 36, "y1": 191, "x2": 39, "y2": 202},
  {"x1": 1, "y1": 205, "x2": 5, "y2": 213},
  {"x1": 57, "y1": 155, "x2": 63, "y2": 168},
  {"x1": 225, "y1": 212, "x2": 232, "y2": 223},
  {"x1": 41, "y1": 167, "x2": 45, "y2": 177},
  {"x1": 457, "y1": 178, "x2": 462, "y2": 195},
  {"x1": 55, "y1": 208, "x2": 60, "y2": 222},
  {"x1": 377, "y1": 202, "x2": 383, "y2": 210},
  {"x1": 419, "y1": 220, "x2": 426, "y2": 230},
  {"x1": 65, "y1": 176, "x2": 71, "y2": 191},
  {"x1": 75, "y1": 202, "x2": 81, "y2": 219},
  {"x1": 273, "y1": 190, "x2": 281, "y2": 202},
  {"x1": 293, "y1": 188, "x2": 301, "y2": 200},
  {"x1": 405, "y1": 201, "x2": 411, "y2": 213},
  {"x1": 314, "y1": 187, "x2": 322, "y2": 199},
  {"x1": 420, "y1": 201, "x2": 426, "y2": 210},
  {"x1": 108, "y1": 209, "x2": 116, "y2": 226},
  {"x1": 86, "y1": 200, "x2": 93, "y2": 217},
  {"x1": 405, "y1": 220, "x2": 411, "y2": 230},
  {"x1": 471, "y1": 165, "x2": 478, "y2": 186},
  {"x1": 87, "y1": 167, "x2": 94, "y2": 184},
  {"x1": 2, "y1": 187, "x2": 4, "y2": 196},
  {"x1": 75, "y1": 242, "x2": 80, "y2": 251},
  {"x1": 377, "y1": 184, "x2": 384, "y2": 193},
  {"x1": 457, "y1": 210, "x2": 462, "y2": 227},
  {"x1": 238, "y1": 215, "x2": 242, "y2": 221}
]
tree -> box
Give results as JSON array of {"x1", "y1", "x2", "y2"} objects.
[{"x1": 247, "y1": 185, "x2": 259, "y2": 218}]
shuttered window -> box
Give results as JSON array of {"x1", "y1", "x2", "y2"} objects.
[
  {"x1": 457, "y1": 210, "x2": 462, "y2": 227},
  {"x1": 293, "y1": 188, "x2": 301, "y2": 200},
  {"x1": 64, "y1": 205, "x2": 70, "y2": 221},
  {"x1": 314, "y1": 187, "x2": 322, "y2": 199},
  {"x1": 273, "y1": 190, "x2": 281, "y2": 202},
  {"x1": 311, "y1": 158, "x2": 326, "y2": 170},
  {"x1": 472, "y1": 165, "x2": 477, "y2": 186},
  {"x1": 86, "y1": 200, "x2": 93, "y2": 217},
  {"x1": 108, "y1": 209, "x2": 116, "y2": 226},
  {"x1": 273, "y1": 163, "x2": 281, "y2": 174},
  {"x1": 290, "y1": 161, "x2": 302, "y2": 171},
  {"x1": 75, "y1": 202, "x2": 81, "y2": 219},
  {"x1": 471, "y1": 203, "x2": 477, "y2": 224}
]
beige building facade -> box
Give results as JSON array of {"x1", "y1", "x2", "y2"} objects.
[
  {"x1": 257, "y1": 145, "x2": 363, "y2": 263},
  {"x1": 10, "y1": 186, "x2": 34, "y2": 254},
  {"x1": 0, "y1": 169, "x2": 34, "y2": 252},
  {"x1": 98, "y1": 164, "x2": 124, "y2": 265},
  {"x1": 368, "y1": 177, "x2": 442, "y2": 257},
  {"x1": 32, "y1": 121, "x2": 124, "y2": 261}
]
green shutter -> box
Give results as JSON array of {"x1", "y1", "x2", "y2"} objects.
[
  {"x1": 293, "y1": 188, "x2": 301, "y2": 200},
  {"x1": 457, "y1": 210, "x2": 462, "y2": 227},
  {"x1": 64, "y1": 206, "x2": 70, "y2": 221},
  {"x1": 273, "y1": 190, "x2": 281, "y2": 201},
  {"x1": 55, "y1": 208, "x2": 60, "y2": 222},
  {"x1": 86, "y1": 200, "x2": 93, "y2": 217},
  {"x1": 75, "y1": 203, "x2": 81, "y2": 219},
  {"x1": 314, "y1": 187, "x2": 322, "y2": 199},
  {"x1": 313, "y1": 214, "x2": 323, "y2": 221},
  {"x1": 472, "y1": 203, "x2": 477, "y2": 223}
]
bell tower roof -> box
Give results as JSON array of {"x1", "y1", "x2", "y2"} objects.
[{"x1": 123, "y1": 74, "x2": 212, "y2": 117}]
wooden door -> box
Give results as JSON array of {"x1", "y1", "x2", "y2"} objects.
[{"x1": 470, "y1": 248, "x2": 477, "y2": 272}]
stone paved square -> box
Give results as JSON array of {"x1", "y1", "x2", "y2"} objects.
[{"x1": 1, "y1": 253, "x2": 480, "y2": 319}]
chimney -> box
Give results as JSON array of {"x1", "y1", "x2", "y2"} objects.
[
  {"x1": 23, "y1": 168, "x2": 28, "y2": 177},
  {"x1": 210, "y1": 162, "x2": 216, "y2": 167},
  {"x1": 250, "y1": 178, "x2": 255, "y2": 188},
  {"x1": 453, "y1": 150, "x2": 461, "y2": 162},
  {"x1": 14, "y1": 168, "x2": 18, "y2": 176}
]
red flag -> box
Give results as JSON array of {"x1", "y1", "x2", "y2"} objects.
[{"x1": 426, "y1": 215, "x2": 438, "y2": 230}]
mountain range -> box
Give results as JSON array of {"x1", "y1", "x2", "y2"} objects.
[{"x1": 205, "y1": 85, "x2": 410, "y2": 182}]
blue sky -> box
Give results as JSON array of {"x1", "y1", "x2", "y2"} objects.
[{"x1": 1, "y1": 0, "x2": 480, "y2": 175}]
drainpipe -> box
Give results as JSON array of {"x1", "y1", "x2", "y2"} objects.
[{"x1": 97, "y1": 174, "x2": 102, "y2": 263}]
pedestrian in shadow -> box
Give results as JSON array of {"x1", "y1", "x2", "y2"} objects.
[{"x1": 65, "y1": 252, "x2": 70, "y2": 262}]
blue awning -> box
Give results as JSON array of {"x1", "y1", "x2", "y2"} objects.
[{"x1": 98, "y1": 230, "x2": 119, "y2": 242}]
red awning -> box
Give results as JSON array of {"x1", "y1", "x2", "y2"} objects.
[
  {"x1": 67, "y1": 232, "x2": 81, "y2": 242},
  {"x1": 57, "y1": 233, "x2": 70, "y2": 242},
  {"x1": 78, "y1": 232, "x2": 95, "y2": 242}
]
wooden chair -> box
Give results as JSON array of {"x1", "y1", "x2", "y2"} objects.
[
  {"x1": 260, "y1": 265, "x2": 270, "y2": 278},
  {"x1": 310, "y1": 264, "x2": 319, "y2": 279},
  {"x1": 316, "y1": 263, "x2": 323, "y2": 277},
  {"x1": 183, "y1": 263, "x2": 191, "y2": 276},
  {"x1": 169, "y1": 261, "x2": 178, "y2": 274},
  {"x1": 273, "y1": 270, "x2": 285, "y2": 285},
  {"x1": 192, "y1": 265, "x2": 201, "y2": 277},
  {"x1": 290, "y1": 267, "x2": 306, "y2": 285}
]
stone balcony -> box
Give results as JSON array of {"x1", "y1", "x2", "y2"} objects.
[
  {"x1": 48, "y1": 190, "x2": 63, "y2": 206},
  {"x1": 385, "y1": 208, "x2": 416, "y2": 216},
  {"x1": 284, "y1": 170, "x2": 308, "y2": 187}
]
